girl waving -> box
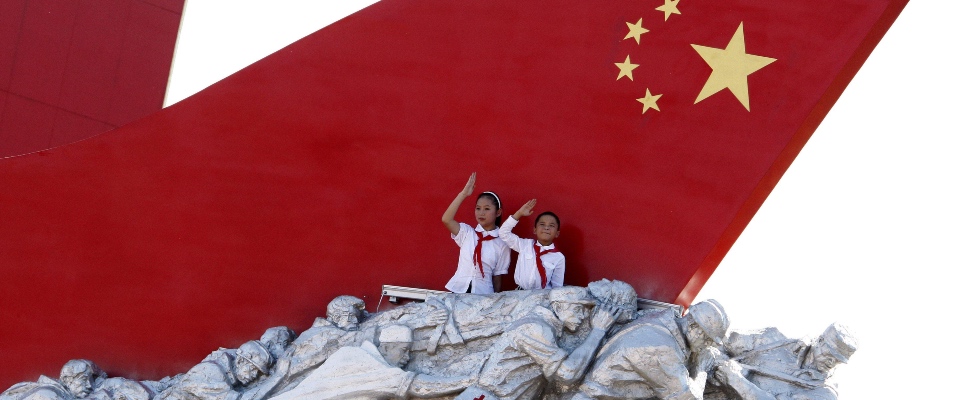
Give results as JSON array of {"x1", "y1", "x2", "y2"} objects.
[{"x1": 441, "y1": 173, "x2": 510, "y2": 293}]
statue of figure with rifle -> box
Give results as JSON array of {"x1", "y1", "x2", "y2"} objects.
[{"x1": 708, "y1": 323, "x2": 858, "y2": 400}]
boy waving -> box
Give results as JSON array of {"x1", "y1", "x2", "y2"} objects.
[{"x1": 499, "y1": 199, "x2": 565, "y2": 290}]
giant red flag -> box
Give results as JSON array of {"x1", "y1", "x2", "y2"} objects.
[
  {"x1": 0, "y1": 0, "x2": 184, "y2": 158},
  {"x1": 0, "y1": 0, "x2": 907, "y2": 385}
]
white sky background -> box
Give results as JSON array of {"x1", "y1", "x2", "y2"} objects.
[{"x1": 167, "y1": 1, "x2": 958, "y2": 397}]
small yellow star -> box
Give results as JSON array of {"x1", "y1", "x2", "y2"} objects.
[
  {"x1": 624, "y1": 18, "x2": 650, "y2": 44},
  {"x1": 691, "y1": 22, "x2": 776, "y2": 111},
  {"x1": 636, "y1": 89, "x2": 662, "y2": 114},
  {"x1": 615, "y1": 55, "x2": 640, "y2": 81},
  {"x1": 656, "y1": 0, "x2": 681, "y2": 21}
]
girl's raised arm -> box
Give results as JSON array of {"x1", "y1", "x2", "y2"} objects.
[{"x1": 441, "y1": 172, "x2": 476, "y2": 235}]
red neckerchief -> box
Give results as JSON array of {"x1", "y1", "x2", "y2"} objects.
[
  {"x1": 534, "y1": 242, "x2": 560, "y2": 288},
  {"x1": 474, "y1": 231, "x2": 496, "y2": 277}
]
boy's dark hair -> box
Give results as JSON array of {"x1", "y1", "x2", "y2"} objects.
[
  {"x1": 535, "y1": 211, "x2": 560, "y2": 229},
  {"x1": 477, "y1": 192, "x2": 503, "y2": 227}
]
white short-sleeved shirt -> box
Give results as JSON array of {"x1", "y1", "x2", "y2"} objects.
[
  {"x1": 498, "y1": 216, "x2": 565, "y2": 290},
  {"x1": 445, "y1": 223, "x2": 510, "y2": 294}
]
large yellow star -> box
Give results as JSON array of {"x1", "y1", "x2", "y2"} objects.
[
  {"x1": 691, "y1": 22, "x2": 776, "y2": 111},
  {"x1": 615, "y1": 55, "x2": 640, "y2": 81},
  {"x1": 636, "y1": 88, "x2": 662, "y2": 114},
  {"x1": 624, "y1": 18, "x2": 649, "y2": 44},
  {"x1": 656, "y1": 0, "x2": 681, "y2": 21}
]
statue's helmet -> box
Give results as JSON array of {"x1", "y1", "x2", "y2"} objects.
[
  {"x1": 379, "y1": 324, "x2": 414, "y2": 344},
  {"x1": 686, "y1": 299, "x2": 729, "y2": 344},
  {"x1": 237, "y1": 340, "x2": 273, "y2": 374},
  {"x1": 260, "y1": 326, "x2": 295, "y2": 345},
  {"x1": 260, "y1": 326, "x2": 296, "y2": 358},
  {"x1": 819, "y1": 323, "x2": 858, "y2": 363},
  {"x1": 548, "y1": 286, "x2": 596, "y2": 306},
  {"x1": 587, "y1": 279, "x2": 637, "y2": 321}
]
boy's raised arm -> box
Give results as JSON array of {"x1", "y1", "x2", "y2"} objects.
[
  {"x1": 499, "y1": 199, "x2": 537, "y2": 251},
  {"x1": 512, "y1": 199, "x2": 537, "y2": 221}
]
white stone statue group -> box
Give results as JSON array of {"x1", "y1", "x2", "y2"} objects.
[{"x1": 1, "y1": 279, "x2": 857, "y2": 400}]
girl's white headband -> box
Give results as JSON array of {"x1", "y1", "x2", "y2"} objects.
[{"x1": 481, "y1": 191, "x2": 501, "y2": 208}]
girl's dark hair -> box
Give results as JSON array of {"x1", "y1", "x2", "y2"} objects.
[
  {"x1": 477, "y1": 191, "x2": 503, "y2": 227},
  {"x1": 535, "y1": 211, "x2": 560, "y2": 229}
]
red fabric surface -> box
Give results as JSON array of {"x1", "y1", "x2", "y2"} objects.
[
  {"x1": 59, "y1": 0, "x2": 130, "y2": 123},
  {"x1": 0, "y1": 0, "x2": 905, "y2": 387},
  {"x1": 0, "y1": 0, "x2": 28, "y2": 91},
  {"x1": 0, "y1": 95, "x2": 57, "y2": 153},
  {"x1": 0, "y1": 0, "x2": 182, "y2": 158},
  {"x1": 8, "y1": 0, "x2": 79, "y2": 106}
]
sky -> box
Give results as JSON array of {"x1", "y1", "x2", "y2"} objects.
[{"x1": 166, "y1": 1, "x2": 957, "y2": 397}]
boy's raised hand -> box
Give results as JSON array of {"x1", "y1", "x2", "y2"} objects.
[
  {"x1": 513, "y1": 199, "x2": 537, "y2": 220},
  {"x1": 461, "y1": 172, "x2": 476, "y2": 197}
]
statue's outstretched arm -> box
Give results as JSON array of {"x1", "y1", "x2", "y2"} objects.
[
  {"x1": 713, "y1": 361, "x2": 777, "y2": 400},
  {"x1": 406, "y1": 373, "x2": 475, "y2": 398},
  {"x1": 554, "y1": 304, "x2": 621, "y2": 385}
]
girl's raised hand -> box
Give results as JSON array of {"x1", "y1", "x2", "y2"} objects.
[
  {"x1": 461, "y1": 172, "x2": 477, "y2": 196},
  {"x1": 443, "y1": 172, "x2": 477, "y2": 235},
  {"x1": 515, "y1": 199, "x2": 537, "y2": 219}
]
